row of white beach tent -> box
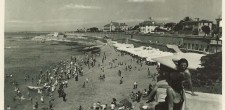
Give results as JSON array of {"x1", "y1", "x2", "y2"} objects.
[{"x1": 112, "y1": 42, "x2": 173, "y2": 62}]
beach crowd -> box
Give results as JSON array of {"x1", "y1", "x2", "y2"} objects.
[{"x1": 5, "y1": 40, "x2": 196, "y2": 110}]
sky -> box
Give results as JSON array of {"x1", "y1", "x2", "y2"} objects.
[{"x1": 4, "y1": 0, "x2": 222, "y2": 32}]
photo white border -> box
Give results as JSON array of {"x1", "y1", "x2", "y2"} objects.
[
  {"x1": 0, "y1": 0, "x2": 224, "y2": 110},
  {"x1": 0, "y1": 0, "x2": 4, "y2": 109}
]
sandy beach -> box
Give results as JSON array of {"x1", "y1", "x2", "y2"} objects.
[
  {"x1": 9, "y1": 39, "x2": 157, "y2": 110},
  {"x1": 5, "y1": 34, "x2": 222, "y2": 110},
  {"x1": 50, "y1": 43, "x2": 157, "y2": 110}
]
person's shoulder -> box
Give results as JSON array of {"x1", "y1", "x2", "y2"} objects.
[
  {"x1": 184, "y1": 69, "x2": 191, "y2": 74},
  {"x1": 183, "y1": 69, "x2": 191, "y2": 78},
  {"x1": 166, "y1": 86, "x2": 174, "y2": 93}
]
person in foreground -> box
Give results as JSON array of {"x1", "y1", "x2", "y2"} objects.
[
  {"x1": 156, "y1": 58, "x2": 191, "y2": 110},
  {"x1": 146, "y1": 58, "x2": 197, "y2": 103},
  {"x1": 147, "y1": 58, "x2": 198, "y2": 110},
  {"x1": 155, "y1": 75, "x2": 186, "y2": 110}
]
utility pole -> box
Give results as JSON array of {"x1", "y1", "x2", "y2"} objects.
[
  {"x1": 215, "y1": 17, "x2": 222, "y2": 53},
  {"x1": 110, "y1": 21, "x2": 112, "y2": 33}
]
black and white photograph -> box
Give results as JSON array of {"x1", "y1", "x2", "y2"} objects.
[{"x1": 2, "y1": 0, "x2": 223, "y2": 110}]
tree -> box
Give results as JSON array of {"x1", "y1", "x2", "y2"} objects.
[
  {"x1": 132, "y1": 25, "x2": 139, "y2": 30},
  {"x1": 173, "y1": 23, "x2": 183, "y2": 31},
  {"x1": 201, "y1": 25, "x2": 210, "y2": 37},
  {"x1": 183, "y1": 16, "x2": 193, "y2": 21},
  {"x1": 197, "y1": 52, "x2": 222, "y2": 84},
  {"x1": 164, "y1": 22, "x2": 176, "y2": 31},
  {"x1": 192, "y1": 52, "x2": 222, "y2": 94},
  {"x1": 89, "y1": 27, "x2": 99, "y2": 32},
  {"x1": 179, "y1": 16, "x2": 193, "y2": 23}
]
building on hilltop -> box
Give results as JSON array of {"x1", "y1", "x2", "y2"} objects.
[
  {"x1": 120, "y1": 23, "x2": 129, "y2": 31},
  {"x1": 139, "y1": 21, "x2": 156, "y2": 34},
  {"x1": 103, "y1": 21, "x2": 128, "y2": 32},
  {"x1": 178, "y1": 19, "x2": 213, "y2": 36},
  {"x1": 139, "y1": 19, "x2": 165, "y2": 34}
]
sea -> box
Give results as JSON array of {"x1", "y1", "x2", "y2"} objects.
[{"x1": 4, "y1": 33, "x2": 85, "y2": 109}]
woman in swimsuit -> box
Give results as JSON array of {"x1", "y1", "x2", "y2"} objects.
[
  {"x1": 145, "y1": 58, "x2": 198, "y2": 110},
  {"x1": 146, "y1": 58, "x2": 197, "y2": 103},
  {"x1": 156, "y1": 58, "x2": 196, "y2": 110}
]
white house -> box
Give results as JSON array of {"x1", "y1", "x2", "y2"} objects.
[
  {"x1": 103, "y1": 21, "x2": 128, "y2": 32},
  {"x1": 139, "y1": 21, "x2": 157, "y2": 34},
  {"x1": 53, "y1": 32, "x2": 59, "y2": 37},
  {"x1": 119, "y1": 23, "x2": 128, "y2": 31}
]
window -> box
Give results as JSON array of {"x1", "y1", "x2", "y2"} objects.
[
  {"x1": 192, "y1": 44, "x2": 195, "y2": 50},
  {"x1": 186, "y1": 43, "x2": 189, "y2": 49},
  {"x1": 183, "y1": 43, "x2": 186, "y2": 48},
  {"x1": 195, "y1": 44, "x2": 199, "y2": 50}
]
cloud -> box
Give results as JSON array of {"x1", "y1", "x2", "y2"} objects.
[
  {"x1": 116, "y1": 18, "x2": 145, "y2": 22},
  {"x1": 128, "y1": 0, "x2": 165, "y2": 2},
  {"x1": 6, "y1": 19, "x2": 82, "y2": 24},
  {"x1": 61, "y1": 3, "x2": 101, "y2": 10},
  {"x1": 6, "y1": 20, "x2": 30, "y2": 24},
  {"x1": 5, "y1": 19, "x2": 84, "y2": 27},
  {"x1": 155, "y1": 17, "x2": 170, "y2": 21}
]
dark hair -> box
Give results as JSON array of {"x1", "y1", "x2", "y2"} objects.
[{"x1": 178, "y1": 58, "x2": 188, "y2": 67}]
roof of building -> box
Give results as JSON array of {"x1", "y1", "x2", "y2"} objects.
[
  {"x1": 111, "y1": 22, "x2": 120, "y2": 26},
  {"x1": 156, "y1": 23, "x2": 165, "y2": 26},
  {"x1": 104, "y1": 24, "x2": 110, "y2": 27},
  {"x1": 166, "y1": 44, "x2": 182, "y2": 53},
  {"x1": 139, "y1": 21, "x2": 155, "y2": 26},
  {"x1": 139, "y1": 20, "x2": 164, "y2": 27},
  {"x1": 120, "y1": 23, "x2": 128, "y2": 26},
  {"x1": 104, "y1": 22, "x2": 128, "y2": 27}
]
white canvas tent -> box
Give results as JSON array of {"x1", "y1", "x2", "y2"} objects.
[{"x1": 113, "y1": 42, "x2": 173, "y2": 62}]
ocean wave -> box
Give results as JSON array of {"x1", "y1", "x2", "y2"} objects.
[{"x1": 5, "y1": 46, "x2": 19, "y2": 49}]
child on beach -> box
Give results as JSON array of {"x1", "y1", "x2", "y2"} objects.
[
  {"x1": 83, "y1": 82, "x2": 86, "y2": 88},
  {"x1": 34, "y1": 99, "x2": 38, "y2": 109},
  {"x1": 120, "y1": 77, "x2": 123, "y2": 84},
  {"x1": 78, "y1": 105, "x2": 83, "y2": 110},
  {"x1": 110, "y1": 102, "x2": 115, "y2": 110},
  {"x1": 86, "y1": 78, "x2": 89, "y2": 83},
  {"x1": 133, "y1": 81, "x2": 138, "y2": 89},
  {"x1": 118, "y1": 70, "x2": 121, "y2": 76},
  {"x1": 40, "y1": 95, "x2": 44, "y2": 103}
]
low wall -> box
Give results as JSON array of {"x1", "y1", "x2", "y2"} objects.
[{"x1": 82, "y1": 32, "x2": 183, "y2": 51}]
